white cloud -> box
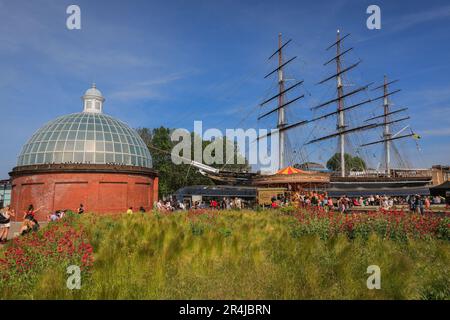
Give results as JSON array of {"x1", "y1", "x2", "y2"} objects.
[
  {"x1": 391, "y1": 4, "x2": 450, "y2": 32},
  {"x1": 108, "y1": 72, "x2": 188, "y2": 101},
  {"x1": 109, "y1": 87, "x2": 163, "y2": 101},
  {"x1": 422, "y1": 128, "x2": 450, "y2": 137}
]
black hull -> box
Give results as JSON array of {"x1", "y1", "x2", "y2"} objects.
[
  {"x1": 205, "y1": 171, "x2": 432, "y2": 197},
  {"x1": 328, "y1": 176, "x2": 432, "y2": 197}
]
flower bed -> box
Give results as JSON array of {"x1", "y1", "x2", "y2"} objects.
[
  {"x1": 288, "y1": 207, "x2": 450, "y2": 241},
  {"x1": 0, "y1": 209, "x2": 449, "y2": 299},
  {"x1": 0, "y1": 214, "x2": 94, "y2": 294}
]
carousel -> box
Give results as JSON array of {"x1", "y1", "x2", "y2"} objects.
[
  {"x1": 252, "y1": 166, "x2": 330, "y2": 206},
  {"x1": 252, "y1": 166, "x2": 330, "y2": 189}
]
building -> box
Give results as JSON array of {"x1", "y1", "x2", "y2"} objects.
[
  {"x1": 431, "y1": 165, "x2": 450, "y2": 185},
  {"x1": 9, "y1": 85, "x2": 158, "y2": 220},
  {"x1": 0, "y1": 179, "x2": 11, "y2": 208}
]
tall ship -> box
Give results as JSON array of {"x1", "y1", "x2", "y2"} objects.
[{"x1": 190, "y1": 30, "x2": 432, "y2": 197}]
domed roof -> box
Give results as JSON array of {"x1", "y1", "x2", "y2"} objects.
[
  {"x1": 17, "y1": 85, "x2": 152, "y2": 168},
  {"x1": 84, "y1": 83, "x2": 103, "y2": 99}
]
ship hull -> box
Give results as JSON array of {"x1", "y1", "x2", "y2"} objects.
[
  {"x1": 328, "y1": 176, "x2": 432, "y2": 197},
  {"x1": 204, "y1": 170, "x2": 432, "y2": 197}
]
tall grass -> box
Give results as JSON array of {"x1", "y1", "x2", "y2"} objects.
[{"x1": 1, "y1": 210, "x2": 449, "y2": 299}]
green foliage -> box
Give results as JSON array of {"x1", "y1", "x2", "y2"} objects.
[
  {"x1": 326, "y1": 152, "x2": 367, "y2": 172},
  {"x1": 136, "y1": 127, "x2": 250, "y2": 197},
  {"x1": 279, "y1": 206, "x2": 296, "y2": 215},
  {"x1": 218, "y1": 227, "x2": 232, "y2": 237},
  {"x1": 190, "y1": 221, "x2": 205, "y2": 236},
  {"x1": 437, "y1": 217, "x2": 450, "y2": 240}
]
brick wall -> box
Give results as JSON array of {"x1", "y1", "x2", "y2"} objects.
[{"x1": 11, "y1": 171, "x2": 158, "y2": 221}]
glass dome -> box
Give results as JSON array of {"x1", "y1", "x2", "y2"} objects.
[{"x1": 17, "y1": 112, "x2": 152, "y2": 168}]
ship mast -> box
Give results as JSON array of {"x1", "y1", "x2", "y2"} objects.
[
  {"x1": 277, "y1": 33, "x2": 286, "y2": 170},
  {"x1": 258, "y1": 32, "x2": 397, "y2": 160},
  {"x1": 306, "y1": 30, "x2": 374, "y2": 177},
  {"x1": 336, "y1": 30, "x2": 345, "y2": 177},
  {"x1": 256, "y1": 31, "x2": 416, "y2": 177},
  {"x1": 259, "y1": 34, "x2": 304, "y2": 171},
  {"x1": 360, "y1": 77, "x2": 417, "y2": 175},
  {"x1": 383, "y1": 75, "x2": 391, "y2": 177},
  {"x1": 286, "y1": 30, "x2": 414, "y2": 178}
]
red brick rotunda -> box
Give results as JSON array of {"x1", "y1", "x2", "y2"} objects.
[{"x1": 10, "y1": 84, "x2": 158, "y2": 221}]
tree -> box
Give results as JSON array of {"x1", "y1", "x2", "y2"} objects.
[
  {"x1": 136, "y1": 127, "x2": 250, "y2": 198},
  {"x1": 326, "y1": 153, "x2": 366, "y2": 172},
  {"x1": 350, "y1": 156, "x2": 367, "y2": 171}
]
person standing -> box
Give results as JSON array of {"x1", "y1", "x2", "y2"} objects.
[
  {"x1": 424, "y1": 197, "x2": 430, "y2": 211},
  {"x1": 0, "y1": 207, "x2": 15, "y2": 243},
  {"x1": 409, "y1": 196, "x2": 415, "y2": 212},
  {"x1": 327, "y1": 197, "x2": 333, "y2": 211},
  {"x1": 418, "y1": 196, "x2": 424, "y2": 215}
]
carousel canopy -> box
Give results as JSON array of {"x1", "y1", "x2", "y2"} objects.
[
  {"x1": 276, "y1": 166, "x2": 306, "y2": 175},
  {"x1": 253, "y1": 166, "x2": 330, "y2": 186}
]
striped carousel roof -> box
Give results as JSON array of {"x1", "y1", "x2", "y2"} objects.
[{"x1": 276, "y1": 166, "x2": 307, "y2": 175}]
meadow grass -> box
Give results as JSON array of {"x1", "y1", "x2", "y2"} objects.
[{"x1": 1, "y1": 210, "x2": 449, "y2": 299}]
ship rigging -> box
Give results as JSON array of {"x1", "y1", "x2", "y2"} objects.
[{"x1": 181, "y1": 30, "x2": 429, "y2": 191}]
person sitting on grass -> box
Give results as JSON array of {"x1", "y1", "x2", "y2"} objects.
[
  {"x1": 48, "y1": 210, "x2": 65, "y2": 222},
  {"x1": 127, "y1": 207, "x2": 133, "y2": 214},
  {"x1": 19, "y1": 204, "x2": 42, "y2": 235},
  {"x1": 19, "y1": 219, "x2": 36, "y2": 236},
  {"x1": 48, "y1": 211, "x2": 59, "y2": 222}
]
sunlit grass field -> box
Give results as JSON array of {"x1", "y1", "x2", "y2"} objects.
[{"x1": 1, "y1": 209, "x2": 449, "y2": 299}]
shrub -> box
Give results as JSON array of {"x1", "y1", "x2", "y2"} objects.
[
  {"x1": 436, "y1": 217, "x2": 450, "y2": 240},
  {"x1": 190, "y1": 221, "x2": 205, "y2": 236},
  {"x1": 218, "y1": 227, "x2": 232, "y2": 237}
]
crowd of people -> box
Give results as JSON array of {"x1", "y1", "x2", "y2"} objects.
[
  {"x1": 271, "y1": 192, "x2": 446, "y2": 214},
  {"x1": 150, "y1": 193, "x2": 447, "y2": 214},
  {"x1": 153, "y1": 197, "x2": 247, "y2": 212}
]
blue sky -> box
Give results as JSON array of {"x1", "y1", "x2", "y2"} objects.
[{"x1": 0, "y1": 0, "x2": 449, "y2": 176}]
